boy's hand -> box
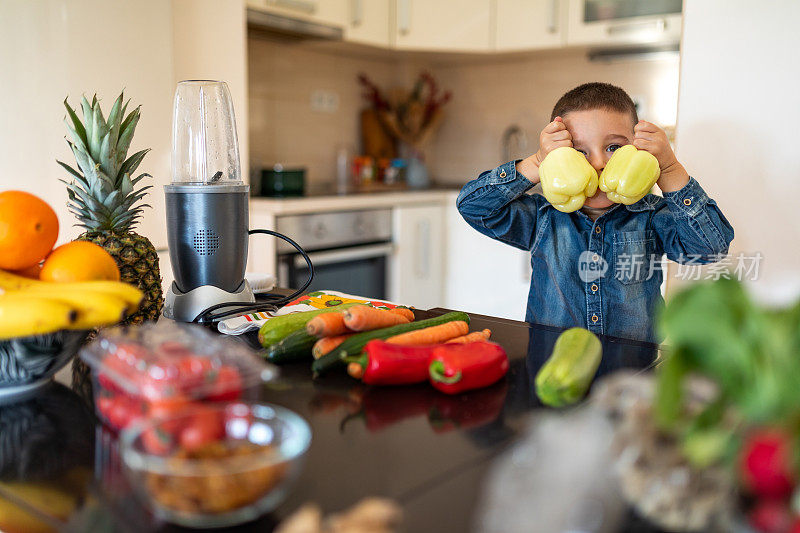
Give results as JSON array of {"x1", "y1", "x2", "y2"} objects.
[
  {"x1": 516, "y1": 117, "x2": 572, "y2": 184},
  {"x1": 633, "y1": 120, "x2": 689, "y2": 193}
]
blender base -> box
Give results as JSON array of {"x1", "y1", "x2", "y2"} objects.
[{"x1": 163, "y1": 280, "x2": 255, "y2": 322}]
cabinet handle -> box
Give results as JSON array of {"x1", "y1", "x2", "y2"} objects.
[
  {"x1": 273, "y1": 0, "x2": 316, "y2": 14},
  {"x1": 607, "y1": 18, "x2": 667, "y2": 36},
  {"x1": 351, "y1": 0, "x2": 363, "y2": 26},
  {"x1": 415, "y1": 219, "x2": 430, "y2": 278},
  {"x1": 398, "y1": 0, "x2": 410, "y2": 36},
  {"x1": 547, "y1": 0, "x2": 559, "y2": 34}
]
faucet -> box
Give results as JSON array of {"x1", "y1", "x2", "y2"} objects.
[{"x1": 501, "y1": 124, "x2": 529, "y2": 163}]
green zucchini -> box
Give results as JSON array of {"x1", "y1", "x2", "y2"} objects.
[
  {"x1": 311, "y1": 311, "x2": 470, "y2": 377},
  {"x1": 535, "y1": 327, "x2": 602, "y2": 407},
  {"x1": 258, "y1": 302, "x2": 360, "y2": 347},
  {"x1": 265, "y1": 329, "x2": 318, "y2": 364}
]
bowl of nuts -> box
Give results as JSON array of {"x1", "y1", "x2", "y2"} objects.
[{"x1": 120, "y1": 401, "x2": 311, "y2": 528}]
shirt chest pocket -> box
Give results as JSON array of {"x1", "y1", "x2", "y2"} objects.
[{"x1": 613, "y1": 230, "x2": 657, "y2": 285}]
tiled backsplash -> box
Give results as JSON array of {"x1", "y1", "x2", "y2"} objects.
[{"x1": 248, "y1": 38, "x2": 679, "y2": 189}]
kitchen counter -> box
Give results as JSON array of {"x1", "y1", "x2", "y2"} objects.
[
  {"x1": 0, "y1": 308, "x2": 663, "y2": 532},
  {"x1": 250, "y1": 188, "x2": 459, "y2": 216}
]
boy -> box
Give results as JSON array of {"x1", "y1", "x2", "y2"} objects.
[{"x1": 456, "y1": 82, "x2": 734, "y2": 344}]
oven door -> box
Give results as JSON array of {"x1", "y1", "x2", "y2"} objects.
[{"x1": 278, "y1": 243, "x2": 393, "y2": 299}]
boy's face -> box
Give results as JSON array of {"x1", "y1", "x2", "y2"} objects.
[{"x1": 562, "y1": 108, "x2": 636, "y2": 209}]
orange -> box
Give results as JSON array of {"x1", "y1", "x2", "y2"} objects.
[
  {"x1": 0, "y1": 190, "x2": 59, "y2": 270},
  {"x1": 40, "y1": 241, "x2": 120, "y2": 282}
]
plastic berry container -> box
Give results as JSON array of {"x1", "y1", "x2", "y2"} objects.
[{"x1": 80, "y1": 321, "x2": 277, "y2": 432}]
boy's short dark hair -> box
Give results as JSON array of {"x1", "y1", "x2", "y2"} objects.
[{"x1": 550, "y1": 82, "x2": 638, "y2": 124}]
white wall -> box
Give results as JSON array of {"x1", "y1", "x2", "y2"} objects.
[
  {"x1": 0, "y1": 0, "x2": 174, "y2": 247},
  {"x1": 0, "y1": 0, "x2": 248, "y2": 252},
  {"x1": 671, "y1": 0, "x2": 800, "y2": 302}
]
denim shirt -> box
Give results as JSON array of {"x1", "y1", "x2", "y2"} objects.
[{"x1": 456, "y1": 161, "x2": 735, "y2": 343}]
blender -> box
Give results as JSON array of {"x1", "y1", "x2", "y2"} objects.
[{"x1": 163, "y1": 80, "x2": 254, "y2": 322}]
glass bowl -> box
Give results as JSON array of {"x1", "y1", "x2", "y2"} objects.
[{"x1": 120, "y1": 402, "x2": 311, "y2": 528}]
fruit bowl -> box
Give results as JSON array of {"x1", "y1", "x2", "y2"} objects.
[
  {"x1": 0, "y1": 330, "x2": 90, "y2": 401},
  {"x1": 120, "y1": 402, "x2": 311, "y2": 528}
]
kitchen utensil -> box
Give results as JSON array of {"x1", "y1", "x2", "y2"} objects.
[{"x1": 164, "y1": 81, "x2": 255, "y2": 321}]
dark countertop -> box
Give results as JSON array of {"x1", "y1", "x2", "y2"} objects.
[{"x1": 0, "y1": 308, "x2": 662, "y2": 533}]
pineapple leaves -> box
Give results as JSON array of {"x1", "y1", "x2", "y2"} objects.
[
  {"x1": 119, "y1": 149, "x2": 150, "y2": 178},
  {"x1": 116, "y1": 106, "x2": 141, "y2": 168},
  {"x1": 90, "y1": 100, "x2": 109, "y2": 160},
  {"x1": 59, "y1": 91, "x2": 151, "y2": 231},
  {"x1": 56, "y1": 161, "x2": 87, "y2": 184},
  {"x1": 106, "y1": 93, "x2": 124, "y2": 148},
  {"x1": 98, "y1": 132, "x2": 116, "y2": 178},
  {"x1": 63, "y1": 98, "x2": 88, "y2": 147},
  {"x1": 80, "y1": 96, "x2": 94, "y2": 142}
]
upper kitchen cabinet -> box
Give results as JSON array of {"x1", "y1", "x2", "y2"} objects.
[
  {"x1": 495, "y1": 0, "x2": 567, "y2": 51},
  {"x1": 246, "y1": 0, "x2": 348, "y2": 28},
  {"x1": 345, "y1": 0, "x2": 391, "y2": 48},
  {"x1": 393, "y1": 0, "x2": 492, "y2": 52},
  {"x1": 566, "y1": 0, "x2": 682, "y2": 47}
]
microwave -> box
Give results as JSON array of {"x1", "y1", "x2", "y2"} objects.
[{"x1": 567, "y1": 0, "x2": 683, "y2": 46}]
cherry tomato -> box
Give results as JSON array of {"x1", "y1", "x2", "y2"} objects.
[
  {"x1": 96, "y1": 396, "x2": 114, "y2": 423},
  {"x1": 147, "y1": 395, "x2": 192, "y2": 433},
  {"x1": 107, "y1": 396, "x2": 139, "y2": 429},
  {"x1": 179, "y1": 406, "x2": 224, "y2": 451},
  {"x1": 142, "y1": 425, "x2": 175, "y2": 456},
  {"x1": 206, "y1": 365, "x2": 243, "y2": 402},
  {"x1": 177, "y1": 355, "x2": 215, "y2": 376}
]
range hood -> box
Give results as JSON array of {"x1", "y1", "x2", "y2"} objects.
[{"x1": 247, "y1": 8, "x2": 343, "y2": 41}]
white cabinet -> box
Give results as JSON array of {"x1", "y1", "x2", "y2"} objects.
[
  {"x1": 393, "y1": 0, "x2": 492, "y2": 52},
  {"x1": 444, "y1": 201, "x2": 530, "y2": 321},
  {"x1": 566, "y1": 0, "x2": 682, "y2": 47},
  {"x1": 495, "y1": 0, "x2": 567, "y2": 51},
  {"x1": 390, "y1": 204, "x2": 445, "y2": 309},
  {"x1": 246, "y1": 0, "x2": 348, "y2": 28},
  {"x1": 345, "y1": 0, "x2": 391, "y2": 47}
]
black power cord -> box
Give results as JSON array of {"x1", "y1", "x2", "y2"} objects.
[{"x1": 192, "y1": 229, "x2": 314, "y2": 323}]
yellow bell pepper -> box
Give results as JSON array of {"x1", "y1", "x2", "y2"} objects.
[
  {"x1": 538, "y1": 147, "x2": 598, "y2": 213},
  {"x1": 599, "y1": 145, "x2": 660, "y2": 205}
]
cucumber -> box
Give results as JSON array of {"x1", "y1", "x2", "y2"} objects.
[
  {"x1": 311, "y1": 311, "x2": 470, "y2": 377},
  {"x1": 535, "y1": 327, "x2": 602, "y2": 407},
  {"x1": 265, "y1": 329, "x2": 318, "y2": 364},
  {"x1": 258, "y1": 302, "x2": 360, "y2": 347}
]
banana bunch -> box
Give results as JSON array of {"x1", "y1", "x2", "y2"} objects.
[{"x1": 0, "y1": 270, "x2": 143, "y2": 340}]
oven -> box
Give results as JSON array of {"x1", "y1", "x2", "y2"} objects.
[{"x1": 276, "y1": 209, "x2": 393, "y2": 299}]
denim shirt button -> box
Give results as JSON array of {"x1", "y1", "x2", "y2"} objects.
[
  {"x1": 591, "y1": 283, "x2": 598, "y2": 292},
  {"x1": 499, "y1": 170, "x2": 507, "y2": 178},
  {"x1": 595, "y1": 226, "x2": 601, "y2": 234},
  {"x1": 591, "y1": 314, "x2": 599, "y2": 323},
  {"x1": 592, "y1": 253, "x2": 599, "y2": 262},
  {"x1": 683, "y1": 198, "x2": 692, "y2": 206}
]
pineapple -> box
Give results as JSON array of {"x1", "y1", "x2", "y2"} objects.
[{"x1": 58, "y1": 93, "x2": 163, "y2": 324}]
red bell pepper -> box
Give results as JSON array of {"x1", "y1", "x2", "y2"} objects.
[
  {"x1": 428, "y1": 342, "x2": 508, "y2": 395},
  {"x1": 344, "y1": 340, "x2": 435, "y2": 385}
]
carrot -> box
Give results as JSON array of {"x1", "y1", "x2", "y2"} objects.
[
  {"x1": 312, "y1": 334, "x2": 354, "y2": 359},
  {"x1": 385, "y1": 320, "x2": 469, "y2": 345},
  {"x1": 347, "y1": 362, "x2": 365, "y2": 379},
  {"x1": 306, "y1": 312, "x2": 350, "y2": 337},
  {"x1": 343, "y1": 305, "x2": 411, "y2": 332},
  {"x1": 445, "y1": 329, "x2": 492, "y2": 344},
  {"x1": 388, "y1": 307, "x2": 415, "y2": 321}
]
